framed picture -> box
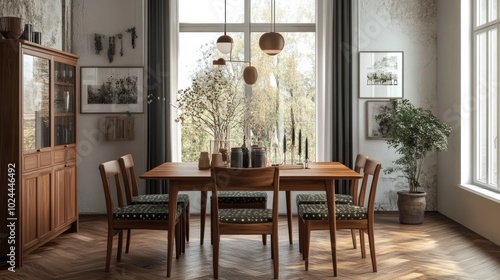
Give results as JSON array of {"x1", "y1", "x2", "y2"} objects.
[
  {"x1": 366, "y1": 100, "x2": 396, "y2": 139},
  {"x1": 359, "y1": 51, "x2": 403, "y2": 99},
  {"x1": 80, "y1": 67, "x2": 144, "y2": 113}
]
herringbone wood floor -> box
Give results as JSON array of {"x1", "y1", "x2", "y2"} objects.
[{"x1": 1, "y1": 212, "x2": 500, "y2": 279}]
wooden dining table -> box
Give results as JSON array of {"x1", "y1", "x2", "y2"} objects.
[{"x1": 140, "y1": 162, "x2": 362, "y2": 277}]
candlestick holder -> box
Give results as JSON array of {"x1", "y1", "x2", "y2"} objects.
[
  {"x1": 290, "y1": 144, "x2": 295, "y2": 165},
  {"x1": 283, "y1": 151, "x2": 287, "y2": 165},
  {"x1": 305, "y1": 158, "x2": 309, "y2": 169}
]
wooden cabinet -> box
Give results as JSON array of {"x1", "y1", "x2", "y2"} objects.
[{"x1": 0, "y1": 39, "x2": 79, "y2": 266}]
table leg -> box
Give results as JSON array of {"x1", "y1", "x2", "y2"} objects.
[
  {"x1": 325, "y1": 180, "x2": 337, "y2": 277},
  {"x1": 286, "y1": 190, "x2": 293, "y2": 244},
  {"x1": 167, "y1": 184, "x2": 179, "y2": 277},
  {"x1": 200, "y1": 191, "x2": 207, "y2": 245}
]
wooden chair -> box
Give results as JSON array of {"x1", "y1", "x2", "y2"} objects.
[
  {"x1": 209, "y1": 190, "x2": 268, "y2": 245},
  {"x1": 118, "y1": 154, "x2": 190, "y2": 253},
  {"x1": 211, "y1": 166, "x2": 280, "y2": 279},
  {"x1": 296, "y1": 154, "x2": 368, "y2": 253},
  {"x1": 298, "y1": 158, "x2": 382, "y2": 274},
  {"x1": 99, "y1": 160, "x2": 182, "y2": 272}
]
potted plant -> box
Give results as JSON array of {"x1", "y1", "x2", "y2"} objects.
[{"x1": 375, "y1": 99, "x2": 452, "y2": 224}]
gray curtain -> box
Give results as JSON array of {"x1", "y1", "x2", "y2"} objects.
[
  {"x1": 146, "y1": 0, "x2": 171, "y2": 194},
  {"x1": 332, "y1": 0, "x2": 353, "y2": 194}
]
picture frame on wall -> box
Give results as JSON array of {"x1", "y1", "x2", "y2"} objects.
[
  {"x1": 366, "y1": 100, "x2": 396, "y2": 139},
  {"x1": 80, "y1": 67, "x2": 144, "y2": 113},
  {"x1": 359, "y1": 51, "x2": 404, "y2": 99}
]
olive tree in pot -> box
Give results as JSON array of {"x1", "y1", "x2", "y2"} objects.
[{"x1": 375, "y1": 99, "x2": 451, "y2": 224}]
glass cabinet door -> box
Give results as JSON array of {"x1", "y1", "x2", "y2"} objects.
[
  {"x1": 54, "y1": 62, "x2": 76, "y2": 146},
  {"x1": 23, "y1": 54, "x2": 50, "y2": 151}
]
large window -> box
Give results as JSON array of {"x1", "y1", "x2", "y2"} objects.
[
  {"x1": 473, "y1": 0, "x2": 500, "y2": 191},
  {"x1": 176, "y1": 0, "x2": 316, "y2": 163}
]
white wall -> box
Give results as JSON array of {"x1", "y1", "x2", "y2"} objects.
[
  {"x1": 72, "y1": 0, "x2": 146, "y2": 213},
  {"x1": 357, "y1": 0, "x2": 439, "y2": 210},
  {"x1": 437, "y1": 0, "x2": 500, "y2": 245}
]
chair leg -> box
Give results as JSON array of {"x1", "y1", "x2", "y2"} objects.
[
  {"x1": 298, "y1": 214, "x2": 303, "y2": 254},
  {"x1": 200, "y1": 191, "x2": 207, "y2": 245},
  {"x1": 175, "y1": 221, "x2": 181, "y2": 259},
  {"x1": 368, "y1": 226, "x2": 377, "y2": 272},
  {"x1": 186, "y1": 202, "x2": 190, "y2": 242},
  {"x1": 351, "y1": 229, "x2": 357, "y2": 249},
  {"x1": 105, "y1": 230, "x2": 113, "y2": 272},
  {"x1": 262, "y1": 234, "x2": 267, "y2": 245},
  {"x1": 125, "y1": 229, "x2": 131, "y2": 253},
  {"x1": 286, "y1": 191, "x2": 293, "y2": 244},
  {"x1": 180, "y1": 211, "x2": 186, "y2": 254},
  {"x1": 117, "y1": 230, "x2": 123, "y2": 261},
  {"x1": 272, "y1": 232, "x2": 279, "y2": 279},
  {"x1": 304, "y1": 221, "x2": 311, "y2": 271},
  {"x1": 213, "y1": 228, "x2": 220, "y2": 279},
  {"x1": 360, "y1": 229, "x2": 366, "y2": 259}
]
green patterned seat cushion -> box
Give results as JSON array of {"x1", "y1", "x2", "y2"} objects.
[
  {"x1": 114, "y1": 204, "x2": 182, "y2": 220},
  {"x1": 298, "y1": 204, "x2": 367, "y2": 221},
  {"x1": 218, "y1": 208, "x2": 273, "y2": 223},
  {"x1": 131, "y1": 194, "x2": 190, "y2": 207},
  {"x1": 295, "y1": 193, "x2": 353, "y2": 206},
  {"x1": 216, "y1": 191, "x2": 267, "y2": 204}
]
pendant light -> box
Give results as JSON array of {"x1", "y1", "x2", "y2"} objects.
[
  {"x1": 259, "y1": 0, "x2": 284, "y2": 56},
  {"x1": 213, "y1": 0, "x2": 258, "y2": 85},
  {"x1": 243, "y1": 9, "x2": 258, "y2": 85},
  {"x1": 216, "y1": 0, "x2": 233, "y2": 54}
]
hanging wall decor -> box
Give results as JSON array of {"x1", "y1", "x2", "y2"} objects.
[
  {"x1": 94, "y1": 33, "x2": 104, "y2": 55},
  {"x1": 93, "y1": 27, "x2": 138, "y2": 62},
  {"x1": 107, "y1": 36, "x2": 116, "y2": 63},
  {"x1": 126, "y1": 27, "x2": 138, "y2": 49},
  {"x1": 117, "y1": 33, "x2": 123, "y2": 56}
]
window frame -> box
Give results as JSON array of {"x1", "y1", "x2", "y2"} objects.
[
  {"x1": 472, "y1": 0, "x2": 500, "y2": 192},
  {"x1": 171, "y1": 0, "x2": 329, "y2": 162}
]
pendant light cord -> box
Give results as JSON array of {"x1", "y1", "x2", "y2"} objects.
[
  {"x1": 273, "y1": 0, "x2": 276, "y2": 33},
  {"x1": 224, "y1": 0, "x2": 227, "y2": 35}
]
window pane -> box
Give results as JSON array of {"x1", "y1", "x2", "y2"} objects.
[
  {"x1": 477, "y1": 32, "x2": 488, "y2": 182},
  {"x1": 478, "y1": 0, "x2": 488, "y2": 26},
  {"x1": 179, "y1": 0, "x2": 244, "y2": 23},
  {"x1": 177, "y1": 32, "x2": 245, "y2": 162},
  {"x1": 251, "y1": 0, "x2": 315, "y2": 23},
  {"x1": 489, "y1": 29, "x2": 498, "y2": 186},
  {"x1": 490, "y1": 0, "x2": 498, "y2": 22},
  {"x1": 249, "y1": 32, "x2": 316, "y2": 162}
]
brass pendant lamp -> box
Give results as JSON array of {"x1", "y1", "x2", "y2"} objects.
[
  {"x1": 259, "y1": 0, "x2": 284, "y2": 56},
  {"x1": 216, "y1": 0, "x2": 234, "y2": 54}
]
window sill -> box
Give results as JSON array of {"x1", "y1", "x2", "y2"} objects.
[{"x1": 458, "y1": 184, "x2": 500, "y2": 203}]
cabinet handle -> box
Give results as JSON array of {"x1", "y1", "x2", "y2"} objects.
[
  {"x1": 64, "y1": 145, "x2": 68, "y2": 148},
  {"x1": 37, "y1": 149, "x2": 41, "y2": 152}
]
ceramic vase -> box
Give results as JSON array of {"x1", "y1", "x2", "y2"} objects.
[
  {"x1": 211, "y1": 153, "x2": 223, "y2": 167},
  {"x1": 198, "y1": 152, "x2": 210, "y2": 170}
]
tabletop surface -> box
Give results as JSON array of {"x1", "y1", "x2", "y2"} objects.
[{"x1": 140, "y1": 162, "x2": 362, "y2": 180}]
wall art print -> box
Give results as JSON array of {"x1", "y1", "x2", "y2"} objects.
[
  {"x1": 366, "y1": 100, "x2": 396, "y2": 139},
  {"x1": 80, "y1": 67, "x2": 143, "y2": 113},
  {"x1": 359, "y1": 51, "x2": 404, "y2": 99}
]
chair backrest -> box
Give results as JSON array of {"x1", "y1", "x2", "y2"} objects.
[
  {"x1": 211, "y1": 166, "x2": 280, "y2": 221},
  {"x1": 357, "y1": 158, "x2": 382, "y2": 214},
  {"x1": 118, "y1": 154, "x2": 139, "y2": 205},
  {"x1": 350, "y1": 154, "x2": 369, "y2": 204},
  {"x1": 99, "y1": 160, "x2": 127, "y2": 223}
]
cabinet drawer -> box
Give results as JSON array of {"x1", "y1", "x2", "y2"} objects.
[
  {"x1": 23, "y1": 154, "x2": 39, "y2": 171},
  {"x1": 53, "y1": 147, "x2": 77, "y2": 163},
  {"x1": 66, "y1": 147, "x2": 77, "y2": 162},
  {"x1": 23, "y1": 151, "x2": 53, "y2": 171},
  {"x1": 53, "y1": 149, "x2": 66, "y2": 164},
  {"x1": 39, "y1": 151, "x2": 52, "y2": 167}
]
